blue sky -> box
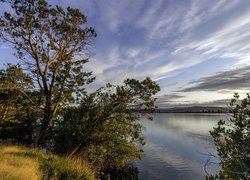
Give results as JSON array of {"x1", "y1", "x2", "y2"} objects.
[{"x1": 1, "y1": 0, "x2": 250, "y2": 107}]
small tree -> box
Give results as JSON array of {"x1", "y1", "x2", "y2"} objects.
[
  {"x1": 0, "y1": 0, "x2": 96, "y2": 146},
  {"x1": 207, "y1": 93, "x2": 250, "y2": 179},
  {"x1": 52, "y1": 77, "x2": 160, "y2": 171}
]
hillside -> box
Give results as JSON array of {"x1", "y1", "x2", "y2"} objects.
[{"x1": 0, "y1": 145, "x2": 94, "y2": 180}]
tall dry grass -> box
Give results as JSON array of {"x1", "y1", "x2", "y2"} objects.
[
  {"x1": 0, "y1": 145, "x2": 95, "y2": 180},
  {"x1": 0, "y1": 146, "x2": 41, "y2": 180}
]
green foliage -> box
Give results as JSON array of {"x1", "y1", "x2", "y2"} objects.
[
  {"x1": 52, "y1": 77, "x2": 160, "y2": 171},
  {"x1": 0, "y1": 0, "x2": 96, "y2": 146},
  {"x1": 0, "y1": 65, "x2": 40, "y2": 144},
  {"x1": 0, "y1": 64, "x2": 34, "y2": 115},
  {"x1": 207, "y1": 93, "x2": 250, "y2": 179}
]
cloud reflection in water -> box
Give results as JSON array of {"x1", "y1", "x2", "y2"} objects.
[{"x1": 135, "y1": 113, "x2": 227, "y2": 180}]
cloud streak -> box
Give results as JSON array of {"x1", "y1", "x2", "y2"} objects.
[{"x1": 181, "y1": 66, "x2": 250, "y2": 92}]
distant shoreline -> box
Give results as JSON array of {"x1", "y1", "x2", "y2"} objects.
[{"x1": 130, "y1": 106, "x2": 230, "y2": 113}]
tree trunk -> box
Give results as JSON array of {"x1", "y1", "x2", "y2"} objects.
[
  {"x1": 26, "y1": 108, "x2": 32, "y2": 145},
  {"x1": 32, "y1": 95, "x2": 52, "y2": 148}
]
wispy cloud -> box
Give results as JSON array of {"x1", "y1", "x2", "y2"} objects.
[
  {"x1": 1, "y1": 0, "x2": 250, "y2": 102},
  {"x1": 156, "y1": 94, "x2": 186, "y2": 103},
  {"x1": 155, "y1": 97, "x2": 230, "y2": 108},
  {"x1": 181, "y1": 66, "x2": 250, "y2": 92},
  {"x1": 80, "y1": 0, "x2": 250, "y2": 89}
]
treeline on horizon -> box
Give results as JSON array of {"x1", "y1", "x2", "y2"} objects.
[{"x1": 0, "y1": 0, "x2": 249, "y2": 179}]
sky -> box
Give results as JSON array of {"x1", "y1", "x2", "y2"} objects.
[{"x1": 0, "y1": 0, "x2": 250, "y2": 108}]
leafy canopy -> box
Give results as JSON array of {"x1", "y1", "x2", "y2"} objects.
[{"x1": 0, "y1": 65, "x2": 40, "y2": 144}]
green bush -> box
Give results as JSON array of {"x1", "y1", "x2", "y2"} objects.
[{"x1": 207, "y1": 93, "x2": 250, "y2": 179}]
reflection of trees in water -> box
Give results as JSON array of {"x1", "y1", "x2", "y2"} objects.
[{"x1": 101, "y1": 164, "x2": 139, "y2": 180}]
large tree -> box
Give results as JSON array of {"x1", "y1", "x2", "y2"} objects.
[{"x1": 0, "y1": 0, "x2": 96, "y2": 146}]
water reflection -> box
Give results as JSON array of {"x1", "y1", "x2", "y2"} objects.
[{"x1": 134, "y1": 113, "x2": 227, "y2": 180}]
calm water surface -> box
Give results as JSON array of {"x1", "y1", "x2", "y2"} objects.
[{"x1": 134, "y1": 113, "x2": 228, "y2": 180}]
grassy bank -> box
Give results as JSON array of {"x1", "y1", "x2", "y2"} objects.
[{"x1": 0, "y1": 145, "x2": 94, "y2": 180}]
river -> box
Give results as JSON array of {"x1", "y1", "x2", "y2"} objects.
[{"x1": 134, "y1": 113, "x2": 228, "y2": 180}]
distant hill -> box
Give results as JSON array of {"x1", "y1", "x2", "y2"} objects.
[{"x1": 154, "y1": 106, "x2": 229, "y2": 113}]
